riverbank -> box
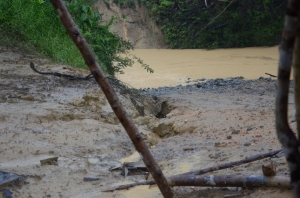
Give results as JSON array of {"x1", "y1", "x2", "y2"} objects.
[{"x1": 0, "y1": 45, "x2": 295, "y2": 197}]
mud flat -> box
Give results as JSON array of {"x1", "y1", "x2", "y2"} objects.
[{"x1": 0, "y1": 46, "x2": 296, "y2": 197}]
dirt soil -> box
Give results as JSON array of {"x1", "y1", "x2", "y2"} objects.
[{"x1": 0, "y1": 46, "x2": 296, "y2": 198}]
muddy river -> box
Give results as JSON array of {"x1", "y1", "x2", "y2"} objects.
[{"x1": 118, "y1": 46, "x2": 279, "y2": 88}]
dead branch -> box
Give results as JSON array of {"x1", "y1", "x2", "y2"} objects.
[
  {"x1": 104, "y1": 175, "x2": 290, "y2": 191},
  {"x1": 104, "y1": 149, "x2": 283, "y2": 191},
  {"x1": 275, "y1": 0, "x2": 300, "y2": 196},
  {"x1": 30, "y1": 62, "x2": 93, "y2": 80},
  {"x1": 265, "y1": 73, "x2": 277, "y2": 78},
  {"x1": 49, "y1": 1, "x2": 173, "y2": 197},
  {"x1": 169, "y1": 175, "x2": 290, "y2": 188}
]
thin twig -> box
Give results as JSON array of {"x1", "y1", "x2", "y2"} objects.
[
  {"x1": 49, "y1": 1, "x2": 173, "y2": 197},
  {"x1": 265, "y1": 73, "x2": 277, "y2": 78}
]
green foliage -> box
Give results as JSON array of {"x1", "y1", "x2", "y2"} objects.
[
  {"x1": 0, "y1": 0, "x2": 84, "y2": 67},
  {"x1": 0, "y1": 0, "x2": 151, "y2": 76},
  {"x1": 142, "y1": 0, "x2": 285, "y2": 49},
  {"x1": 113, "y1": 0, "x2": 136, "y2": 9}
]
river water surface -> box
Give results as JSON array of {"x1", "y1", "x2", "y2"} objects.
[{"x1": 118, "y1": 46, "x2": 279, "y2": 88}]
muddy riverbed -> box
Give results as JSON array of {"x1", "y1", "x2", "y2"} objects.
[{"x1": 0, "y1": 46, "x2": 296, "y2": 198}]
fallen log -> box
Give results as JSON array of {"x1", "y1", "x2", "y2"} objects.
[
  {"x1": 103, "y1": 149, "x2": 283, "y2": 191},
  {"x1": 169, "y1": 175, "x2": 290, "y2": 188},
  {"x1": 104, "y1": 175, "x2": 290, "y2": 191}
]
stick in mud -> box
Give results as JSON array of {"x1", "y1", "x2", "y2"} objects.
[
  {"x1": 104, "y1": 149, "x2": 283, "y2": 191},
  {"x1": 49, "y1": 1, "x2": 173, "y2": 197}
]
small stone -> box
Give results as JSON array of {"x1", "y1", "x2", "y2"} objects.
[
  {"x1": 232, "y1": 130, "x2": 240, "y2": 134},
  {"x1": 244, "y1": 142, "x2": 251, "y2": 147},
  {"x1": 215, "y1": 142, "x2": 227, "y2": 147},
  {"x1": 246, "y1": 127, "x2": 253, "y2": 131},
  {"x1": 183, "y1": 147, "x2": 194, "y2": 151},
  {"x1": 21, "y1": 95, "x2": 35, "y2": 101},
  {"x1": 262, "y1": 161, "x2": 276, "y2": 176},
  {"x1": 227, "y1": 135, "x2": 232, "y2": 139},
  {"x1": 152, "y1": 123, "x2": 170, "y2": 137},
  {"x1": 46, "y1": 194, "x2": 51, "y2": 197}
]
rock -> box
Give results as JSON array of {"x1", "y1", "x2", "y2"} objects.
[
  {"x1": 227, "y1": 135, "x2": 232, "y2": 139},
  {"x1": 40, "y1": 157, "x2": 58, "y2": 166},
  {"x1": 3, "y1": 189, "x2": 12, "y2": 198},
  {"x1": 152, "y1": 123, "x2": 170, "y2": 137},
  {"x1": 215, "y1": 142, "x2": 227, "y2": 147},
  {"x1": 69, "y1": 98, "x2": 85, "y2": 106},
  {"x1": 21, "y1": 95, "x2": 35, "y2": 101},
  {"x1": 83, "y1": 177, "x2": 100, "y2": 181},
  {"x1": 262, "y1": 161, "x2": 276, "y2": 176},
  {"x1": 87, "y1": 157, "x2": 100, "y2": 165},
  {"x1": 246, "y1": 127, "x2": 253, "y2": 131},
  {"x1": 183, "y1": 147, "x2": 194, "y2": 151},
  {"x1": 243, "y1": 142, "x2": 251, "y2": 147},
  {"x1": 232, "y1": 130, "x2": 240, "y2": 134}
]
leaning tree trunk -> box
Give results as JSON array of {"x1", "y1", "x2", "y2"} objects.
[
  {"x1": 275, "y1": 0, "x2": 300, "y2": 197},
  {"x1": 49, "y1": 1, "x2": 173, "y2": 197}
]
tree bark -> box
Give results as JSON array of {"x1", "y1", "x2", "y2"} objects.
[
  {"x1": 49, "y1": 1, "x2": 173, "y2": 197},
  {"x1": 276, "y1": 0, "x2": 300, "y2": 197}
]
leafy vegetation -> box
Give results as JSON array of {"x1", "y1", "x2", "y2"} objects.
[
  {"x1": 141, "y1": 0, "x2": 286, "y2": 49},
  {"x1": 0, "y1": 0, "x2": 151, "y2": 76},
  {"x1": 113, "y1": 0, "x2": 136, "y2": 9}
]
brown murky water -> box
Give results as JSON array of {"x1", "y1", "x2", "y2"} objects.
[{"x1": 118, "y1": 47, "x2": 279, "y2": 88}]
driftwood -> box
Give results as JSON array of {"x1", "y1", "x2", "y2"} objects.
[
  {"x1": 275, "y1": 0, "x2": 300, "y2": 197},
  {"x1": 104, "y1": 149, "x2": 283, "y2": 191},
  {"x1": 49, "y1": 1, "x2": 173, "y2": 197},
  {"x1": 169, "y1": 175, "x2": 290, "y2": 188},
  {"x1": 104, "y1": 175, "x2": 290, "y2": 191}
]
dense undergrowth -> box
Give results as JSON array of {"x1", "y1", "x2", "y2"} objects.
[
  {"x1": 141, "y1": 0, "x2": 286, "y2": 49},
  {"x1": 0, "y1": 0, "x2": 152, "y2": 76}
]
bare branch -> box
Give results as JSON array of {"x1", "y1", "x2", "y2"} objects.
[{"x1": 49, "y1": 1, "x2": 173, "y2": 197}]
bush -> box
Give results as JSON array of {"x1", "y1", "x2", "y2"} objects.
[
  {"x1": 142, "y1": 0, "x2": 286, "y2": 49},
  {"x1": 0, "y1": 0, "x2": 151, "y2": 76}
]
